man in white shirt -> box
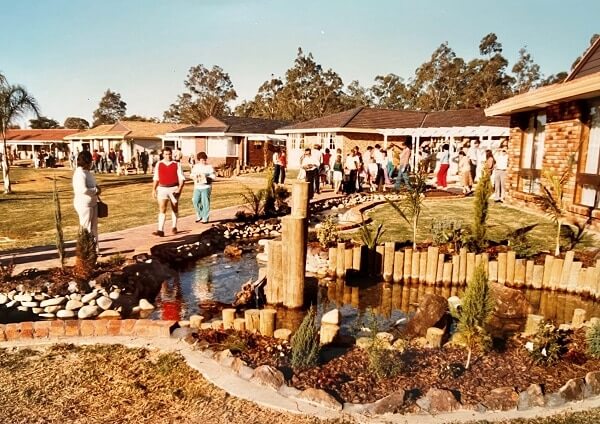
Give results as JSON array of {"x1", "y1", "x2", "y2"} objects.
[
  {"x1": 310, "y1": 145, "x2": 323, "y2": 194},
  {"x1": 494, "y1": 147, "x2": 509, "y2": 202},
  {"x1": 467, "y1": 140, "x2": 481, "y2": 182}
]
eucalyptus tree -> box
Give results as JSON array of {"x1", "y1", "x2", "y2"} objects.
[{"x1": 92, "y1": 89, "x2": 126, "y2": 126}]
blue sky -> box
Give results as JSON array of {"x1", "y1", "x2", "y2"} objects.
[{"x1": 2, "y1": 0, "x2": 599, "y2": 126}]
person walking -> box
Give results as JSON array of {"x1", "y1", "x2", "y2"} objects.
[
  {"x1": 436, "y1": 144, "x2": 450, "y2": 189},
  {"x1": 467, "y1": 140, "x2": 481, "y2": 183},
  {"x1": 494, "y1": 147, "x2": 509, "y2": 203},
  {"x1": 140, "y1": 150, "x2": 149, "y2": 174},
  {"x1": 272, "y1": 146, "x2": 282, "y2": 184},
  {"x1": 191, "y1": 152, "x2": 216, "y2": 223},
  {"x1": 152, "y1": 147, "x2": 185, "y2": 237},
  {"x1": 458, "y1": 150, "x2": 472, "y2": 195},
  {"x1": 332, "y1": 154, "x2": 343, "y2": 194},
  {"x1": 72, "y1": 151, "x2": 101, "y2": 252},
  {"x1": 279, "y1": 148, "x2": 287, "y2": 184},
  {"x1": 394, "y1": 142, "x2": 412, "y2": 191},
  {"x1": 300, "y1": 148, "x2": 319, "y2": 199}
]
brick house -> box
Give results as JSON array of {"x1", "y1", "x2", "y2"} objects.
[
  {"x1": 162, "y1": 116, "x2": 289, "y2": 168},
  {"x1": 486, "y1": 38, "x2": 600, "y2": 231},
  {"x1": 2, "y1": 129, "x2": 79, "y2": 161},
  {"x1": 275, "y1": 107, "x2": 508, "y2": 170}
]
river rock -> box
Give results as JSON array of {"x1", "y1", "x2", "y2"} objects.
[
  {"x1": 109, "y1": 291, "x2": 120, "y2": 300},
  {"x1": 5, "y1": 300, "x2": 17, "y2": 308},
  {"x1": 0, "y1": 293, "x2": 8, "y2": 305},
  {"x1": 40, "y1": 296, "x2": 65, "y2": 308},
  {"x1": 321, "y1": 309, "x2": 341, "y2": 325},
  {"x1": 250, "y1": 365, "x2": 285, "y2": 390},
  {"x1": 78, "y1": 305, "x2": 100, "y2": 319},
  {"x1": 44, "y1": 305, "x2": 62, "y2": 314},
  {"x1": 518, "y1": 384, "x2": 545, "y2": 410},
  {"x1": 17, "y1": 306, "x2": 29, "y2": 312},
  {"x1": 56, "y1": 309, "x2": 76, "y2": 319},
  {"x1": 32, "y1": 307, "x2": 44, "y2": 314},
  {"x1": 296, "y1": 388, "x2": 342, "y2": 411},
  {"x1": 138, "y1": 299, "x2": 155, "y2": 311},
  {"x1": 368, "y1": 390, "x2": 406, "y2": 414},
  {"x1": 488, "y1": 283, "x2": 530, "y2": 337},
  {"x1": 98, "y1": 310, "x2": 121, "y2": 320},
  {"x1": 558, "y1": 378, "x2": 585, "y2": 402},
  {"x1": 483, "y1": 387, "x2": 519, "y2": 411},
  {"x1": 404, "y1": 293, "x2": 448, "y2": 338},
  {"x1": 14, "y1": 293, "x2": 33, "y2": 302},
  {"x1": 585, "y1": 371, "x2": 600, "y2": 397},
  {"x1": 39, "y1": 313, "x2": 55, "y2": 319},
  {"x1": 81, "y1": 292, "x2": 99, "y2": 304},
  {"x1": 96, "y1": 296, "x2": 113, "y2": 310},
  {"x1": 20, "y1": 301, "x2": 39, "y2": 308},
  {"x1": 65, "y1": 299, "x2": 84, "y2": 310},
  {"x1": 417, "y1": 388, "x2": 461, "y2": 413},
  {"x1": 69, "y1": 293, "x2": 82, "y2": 301}
]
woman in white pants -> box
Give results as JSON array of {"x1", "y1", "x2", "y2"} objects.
[{"x1": 73, "y1": 150, "x2": 101, "y2": 250}]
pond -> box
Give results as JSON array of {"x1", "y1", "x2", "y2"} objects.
[{"x1": 152, "y1": 246, "x2": 600, "y2": 333}]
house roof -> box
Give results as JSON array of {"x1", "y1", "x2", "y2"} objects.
[
  {"x1": 4, "y1": 129, "x2": 79, "y2": 141},
  {"x1": 485, "y1": 71, "x2": 600, "y2": 116},
  {"x1": 170, "y1": 116, "x2": 290, "y2": 135},
  {"x1": 421, "y1": 109, "x2": 509, "y2": 128},
  {"x1": 566, "y1": 36, "x2": 600, "y2": 82},
  {"x1": 66, "y1": 121, "x2": 189, "y2": 140}
]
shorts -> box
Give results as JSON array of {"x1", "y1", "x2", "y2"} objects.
[{"x1": 157, "y1": 185, "x2": 179, "y2": 203}]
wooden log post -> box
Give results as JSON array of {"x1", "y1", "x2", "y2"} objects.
[
  {"x1": 466, "y1": 253, "x2": 476, "y2": 284},
  {"x1": 426, "y1": 327, "x2": 444, "y2": 349},
  {"x1": 569, "y1": 262, "x2": 582, "y2": 294},
  {"x1": 572, "y1": 308, "x2": 586, "y2": 329},
  {"x1": 436, "y1": 254, "x2": 445, "y2": 285},
  {"x1": 488, "y1": 261, "x2": 498, "y2": 283},
  {"x1": 403, "y1": 249, "x2": 413, "y2": 283},
  {"x1": 328, "y1": 247, "x2": 337, "y2": 275},
  {"x1": 344, "y1": 248, "x2": 354, "y2": 276},
  {"x1": 506, "y1": 251, "x2": 516, "y2": 286},
  {"x1": 284, "y1": 216, "x2": 307, "y2": 308},
  {"x1": 525, "y1": 260, "x2": 535, "y2": 288},
  {"x1": 412, "y1": 251, "x2": 421, "y2": 284},
  {"x1": 549, "y1": 259, "x2": 564, "y2": 291},
  {"x1": 497, "y1": 252, "x2": 507, "y2": 285},
  {"x1": 352, "y1": 245, "x2": 362, "y2": 272},
  {"x1": 426, "y1": 247, "x2": 439, "y2": 285},
  {"x1": 291, "y1": 181, "x2": 310, "y2": 218},
  {"x1": 542, "y1": 255, "x2": 554, "y2": 290},
  {"x1": 259, "y1": 309, "x2": 277, "y2": 337},
  {"x1": 266, "y1": 240, "x2": 283, "y2": 304},
  {"x1": 481, "y1": 253, "x2": 489, "y2": 275},
  {"x1": 222, "y1": 308, "x2": 236, "y2": 330},
  {"x1": 233, "y1": 318, "x2": 246, "y2": 332},
  {"x1": 442, "y1": 262, "x2": 453, "y2": 286},
  {"x1": 560, "y1": 251, "x2": 575, "y2": 290},
  {"x1": 532, "y1": 265, "x2": 544, "y2": 289},
  {"x1": 451, "y1": 255, "x2": 460, "y2": 286},
  {"x1": 419, "y1": 250, "x2": 427, "y2": 283},
  {"x1": 459, "y1": 248, "x2": 468, "y2": 285},
  {"x1": 475, "y1": 254, "x2": 482, "y2": 268},
  {"x1": 383, "y1": 242, "x2": 395, "y2": 282},
  {"x1": 336, "y1": 242, "x2": 346, "y2": 278},
  {"x1": 514, "y1": 259, "x2": 526, "y2": 288},
  {"x1": 393, "y1": 251, "x2": 404, "y2": 284},
  {"x1": 244, "y1": 309, "x2": 260, "y2": 333}
]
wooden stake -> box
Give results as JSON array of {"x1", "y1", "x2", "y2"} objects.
[
  {"x1": 383, "y1": 242, "x2": 395, "y2": 282},
  {"x1": 393, "y1": 251, "x2": 404, "y2": 284},
  {"x1": 259, "y1": 308, "x2": 277, "y2": 337}
]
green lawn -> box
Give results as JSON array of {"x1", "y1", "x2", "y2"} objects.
[
  {"x1": 353, "y1": 197, "x2": 598, "y2": 253},
  {"x1": 0, "y1": 167, "x2": 268, "y2": 251}
]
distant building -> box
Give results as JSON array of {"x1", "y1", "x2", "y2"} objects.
[
  {"x1": 65, "y1": 121, "x2": 188, "y2": 162},
  {"x1": 486, "y1": 37, "x2": 600, "y2": 230},
  {"x1": 1, "y1": 129, "x2": 79, "y2": 160},
  {"x1": 162, "y1": 116, "x2": 289, "y2": 168}
]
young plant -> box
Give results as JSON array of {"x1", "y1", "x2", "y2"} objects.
[
  {"x1": 73, "y1": 228, "x2": 97, "y2": 281},
  {"x1": 316, "y1": 215, "x2": 339, "y2": 247},
  {"x1": 527, "y1": 320, "x2": 569, "y2": 366},
  {"x1": 239, "y1": 184, "x2": 267, "y2": 219},
  {"x1": 430, "y1": 217, "x2": 465, "y2": 252},
  {"x1": 586, "y1": 320, "x2": 600, "y2": 359},
  {"x1": 358, "y1": 309, "x2": 403, "y2": 379},
  {"x1": 538, "y1": 154, "x2": 575, "y2": 256},
  {"x1": 0, "y1": 256, "x2": 15, "y2": 283},
  {"x1": 53, "y1": 178, "x2": 66, "y2": 269},
  {"x1": 386, "y1": 168, "x2": 427, "y2": 249},
  {"x1": 450, "y1": 263, "x2": 494, "y2": 369},
  {"x1": 470, "y1": 170, "x2": 493, "y2": 253},
  {"x1": 290, "y1": 307, "x2": 320, "y2": 370},
  {"x1": 504, "y1": 223, "x2": 538, "y2": 259},
  {"x1": 264, "y1": 168, "x2": 276, "y2": 216},
  {"x1": 358, "y1": 213, "x2": 385, "y2": 251}
]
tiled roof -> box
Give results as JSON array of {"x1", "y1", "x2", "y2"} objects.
[
  {"x1": 5, "y1": 129, "x2": 80, "y2": 141},
  {"x1": 169, "y1": 116, "x2": 290, "y2": 135},
  {"x1": 66, "y1": 121, "x2": 189, "y2": 140},
  {"x1": 421, "y1": 109, "x2": 509, "y2": 128},
  {"x1": 279, "y1": 107, "x2": 365, "y2": 130}
]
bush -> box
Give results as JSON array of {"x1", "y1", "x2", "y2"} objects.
[
  {"x1": 0, "y1": 257, "x2": 15, "y2": 283},
  {"x1": 74, "y1": 228, "x2": 97, "y2": 281},
  {"x1": 450, "y1": 263, "x2": 494, "y2": 369},
  {"x1": 587, "y1": 321, "x2": 600, "y2": 359},
  {"x1": 507, "y1": 224, "x2": 538, "y2": 259},
  {"x1": 290, "y1": 308, "x2": 320, "y2": 370},
  {"x1": 367, "y1": 338, "x2": 403, "y2": 379},
  {"x1": 316, "y1": 216, "x2": 339, "y2": 247},
  {"x1": 430, "y1": 218, "x2": 465, "y2": 251},
  {"x1": 358, "y1": 214, "x2": 385, "y2": 250},
  {"x1": 470, "y1": 170, "x2": 493, "y2": 253},
  {"x1": 527, "y1": 320, "x2": 568, "y2": 366},
  {"x1": 240, "y1": 185, "x2": 267, "y2": 219}
]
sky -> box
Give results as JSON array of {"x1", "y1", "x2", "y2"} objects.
[{"x1": 2, "y1": 0, "x2": 599, "y2": 127}]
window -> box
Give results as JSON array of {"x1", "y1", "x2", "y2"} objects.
[
  {"x1": 520, "y1": 112, "x2": 546, "y2": 194},
  {"x1": 206, "y1": 137, "x2": 237, "y2": 157},
  {"x1": 577, "y1": 102, "x2": 600, "y2": 208},
  {"x1": 298, "y1": 133, "x2": 305, "y2": 150},
  {"x1": 289, "y1": 133, "x2": 297, "y2": 150}
]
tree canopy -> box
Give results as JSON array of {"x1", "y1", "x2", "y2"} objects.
[
  {"x1": 92, "y1": 89, "x2": 126, "y2": 127},
  {"x1": 29, "y1": 116, "x2": 60, "y2": 129},
  {"x1": 63, "y1": 117, "x2": 90, "y2": 130}
]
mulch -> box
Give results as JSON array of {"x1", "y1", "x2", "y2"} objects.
[{"x1": 194, "y1": 328, "x2": 600, "y2": 411}]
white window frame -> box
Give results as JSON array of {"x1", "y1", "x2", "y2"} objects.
[
  {"x1": 520, "y1": 112, "x2": 546, "y2": 194},
  {"x1": 579, "y1": 102, "x2": 600, "y2": 207}
]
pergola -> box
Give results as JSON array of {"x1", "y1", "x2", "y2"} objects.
[{"x1": 378, "y1": 125, "x2": 510, "y2": 170}]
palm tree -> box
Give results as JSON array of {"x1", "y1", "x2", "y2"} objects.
[{"x1": 0, "y1": 78, "x2": 40, "y2": 193}]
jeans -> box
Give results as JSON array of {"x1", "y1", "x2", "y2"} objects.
[
  {"x1": 192, "y1": 187, "x2": 211, "y2": 222},
  {"x1": 394, "y1": 168, "x2": 410, "y2": 191}
]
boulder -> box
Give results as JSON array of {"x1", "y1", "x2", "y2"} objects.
[
  {"x1": 585, "y1": 371, "x2": 600, "y2": 397},
  {"x1": 320, "y1": 323, "x2": 339, "y2": 345},
  {"x1": 250, "y1": 365, "x2": 285, "y2": 390},
  {"x1": 482, "y1": 387, "x2": 519, "y2": 411},
  {"x1": 558, "y1": 378, "x2": 585, "y2": 402},
  {"x1": 81, "y1": 291, "x2": 99, "y2": 304},
  {"x1": 138, "y1": 299, "x2": 155, "y2": 311},
  {"x1": 403, "y1": 293, "x2": 448, "y2": 338},
  {"x1": 518, "y1": 384, "x2": 545, "y2": 410},
  {"x1": 368, "y1": 390, "x2": 405, "y2": 415},
  {"x1": 321, "y1": 309, "x2": 341, "y2": 325},
  {"x1": 417, "y1": 388, "x2": 461, "y2": 413},
  {"x1": 488, "y1": 283, "x2": 530, "y2": 337},
  {"x1": 296, "y1": 388, "x2": 342, "y2": 411},
  {"x1": 121, "y1": 260, "x2": 175, "y2": 301}
]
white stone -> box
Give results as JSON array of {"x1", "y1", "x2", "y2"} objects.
[
  {"x1": 14, "y1": 294, "x2": 32, "y2": 302},
  {"x1": 20, "y1": 301, "x2": 39, "y2": 308},
  {"x1": 32, "y1": 307, "x2": 44, "y2": 314},
  {"x1": 108, "y1": 291, "x2": 120, "y2": 300},
  {"x1": 321, "y1": 309, "x2": 341, "y2": 325},
  {"x1": 78, "y1": 305, "x2": 100, "y2": 319},
  {"x1": 96, "y1": 296, "x2": 113, "y2": 310},
  {"x1": 132, "y1": 306, "x2": 141, "y2": 314},
  {"x1": 56, "y1": 309, "x2": 76, "y2": 319},
  {"x1": 98, "y1": 310, "x2": 121, "y2": 319},
  {"x1": 5, "y1": 300, "x2": 17, "y2": 308},
  {"x1": 67, "y1": 281, "x2": 78, "y2": 293},
  {"x1": 189, "y1": 315, "x2": 204, "y2": 329},
  {"x1": 376, "y1": 332, "x2": 395, "y2": 343},
  {"x1": 0, "y1": 293, "x2": 7, "y2": 305},
  {"x1": 34, "y1": 294, "x2": 46, "y2": 301},
  {"x1": 70, "y1": 293, "x2": 82, "y2": 301},
  {"x1": 40, "y1": 297, "x2": 65, "y2": 307},
  {"x1": 138, "y1": 299, "x2": 155, "y2": 311},
  {"x1": 39, "y1": 313, "x2": 55, "y2": 319},
  {"x1": 7, "y1": 290, "x2": 15, "y2": 300},
  {"x1": 81, "y1": 291, "x2": 99, "y2": 304},
  {"x1": 65, "y1": 299, "x2": 84, "y2": 310},
  {"x1": 44, "y1": 305, "x2": 62, "y2": 314},
  {"x1": 256, "y1": 253, "x2": 268, "y2": 263},
  {"x1": 448, "y1": 296, "x2": 461, "y2": 311},
  {"x1": 17, "y1": 306, "x2": 29, "y2": 312}
]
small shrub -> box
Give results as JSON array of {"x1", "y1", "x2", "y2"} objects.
[
  {"x1": 0, "y1": 257, "x2": 15, "y2": 283},
  {"x1": 274, "y1": 185, "x2": 290, "y2": 210},
  {"x1": 53, "y1": 178, "x2": 66, "y2": 269},
  {"x1": 105, "y1": 253, "x2": 126, "y2": 267},
  {"x1": 240, "y1": 184, "x2": 267, "y2": 218},
  {"x1": 290, "y1": 308, "x2": 320, "y2": 370},
  {"x1": 316, "y1": 216, "x2": 339, "y2": 247},
  {"x1": 366, "y1": 338, "x2": 403, "y2": 379},
  {"x1": 587, "y1": 320, "x2": 600, "y2": 359},
  {"x1": 527, "y1": 320, "x2": 569, "y2": 366},
  {"x1": 430, "y1": 218, "x2": 465, "y2": 251},
  {"x1": 358, "y1": 214, "x2": 385, "y2": 250},
  {"x1": 218, "y1": 334, "x2": 248, "y2": 354},
  {"x1": 74, "y1": 228, "x2": 97, "y2": 281},
  {"x1": 450, "y1": 263, "x2": 494, "y2": 369},
  {"x1": 470, "y1": 170, "x2": 493, "y2": 253}
]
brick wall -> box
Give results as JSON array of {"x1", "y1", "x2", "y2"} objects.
[{"x1": 507, "y1": 101, "x2": 599, "y2": 231}]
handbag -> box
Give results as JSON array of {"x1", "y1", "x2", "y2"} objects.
[{"x1": 97, "y1": 197, "x2": 108, "y2": 218}]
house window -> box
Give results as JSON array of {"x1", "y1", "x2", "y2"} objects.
[
  {"x1": 519, "y1": 112, "x2": 546, "y2": 194},
  {"x1": 318, "y1": 132, "x2": 337, "y2": 151},
  {"x1": 298, "y1": 133, "x2": 305, "y2": 150},
  {"x1": 577, "y1": 102, "x2": 600, "y2": 208},
  {"x1": 289, "y1": 133, "x2": 297, "y2": 150}
]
